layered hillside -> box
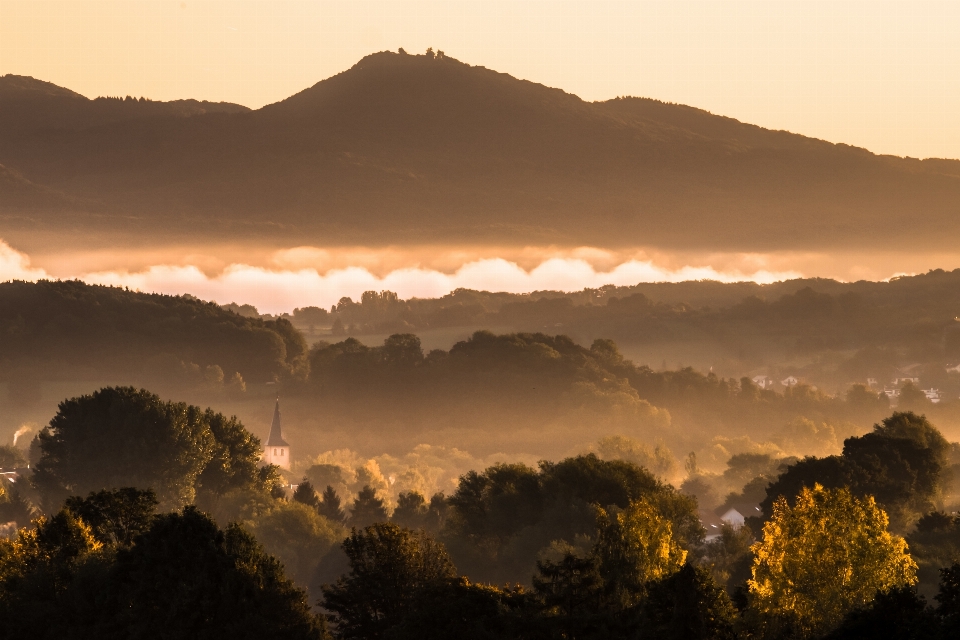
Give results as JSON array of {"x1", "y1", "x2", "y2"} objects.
[
  {"x1": 1, "y1": 52, "x2": 959, "y2": 251},
  {"x1": 0, "y1": 280, "x2": 306, "y2": 386}
]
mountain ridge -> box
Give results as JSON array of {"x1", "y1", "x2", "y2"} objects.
[{"x1": 1, "y1": 51, "x2": 959, "y2": 252}]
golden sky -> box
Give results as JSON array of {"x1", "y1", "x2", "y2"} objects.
[{"x1": 1, "y1": 1, "x2": 959, "y2": 159}]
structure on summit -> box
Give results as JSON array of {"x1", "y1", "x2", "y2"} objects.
[{"x1": 262, "y1": 398, "x2": 291, "y2": 470}]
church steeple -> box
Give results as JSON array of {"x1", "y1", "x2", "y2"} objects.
[
  {"x1": 266, "y1": 397, "x2": 289, "y2": 447},
  {"x1": 262, "y1": 397, "x2": 291, "y2": 469}
]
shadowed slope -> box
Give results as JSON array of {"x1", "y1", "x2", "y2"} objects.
[{"x1": 1, "y1": 52, "x2": 959, "y2": 251}]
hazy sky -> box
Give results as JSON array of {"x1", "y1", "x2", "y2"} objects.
[{"x1": 1, "y1": 0, "x2": 959, "y2": 159}]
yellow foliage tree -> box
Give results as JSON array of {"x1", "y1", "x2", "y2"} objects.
[
  {"x1": 748, "y1": 484, "x2": 917, "y2": 638},
  {"x1": 594, "y1": 498, "x2": 687, "y2": 609},
  {"x1": 0, "y1": 510, "x2": 102, "y2": 592}
]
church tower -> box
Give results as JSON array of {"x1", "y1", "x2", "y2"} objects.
[{"x1": 262, "y1": 398, "x2": 291, "y2": 470}]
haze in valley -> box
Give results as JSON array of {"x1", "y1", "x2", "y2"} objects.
[{"x1": 4, "y1": 5, "x2": 960, "y2": 636}]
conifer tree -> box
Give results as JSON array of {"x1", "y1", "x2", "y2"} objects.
[
  {"x1": 319, "y1": 485, "x2": 347, "y2": 524},
  {"x1": 350, "y1": 485, "x2": 388, "y2": 527},
  {"x1": 293, "y1": 479, "x2": 320, "y2": 509},
  {"x1": 391, "y1": 491, "x2": 428, "y2": 529}
]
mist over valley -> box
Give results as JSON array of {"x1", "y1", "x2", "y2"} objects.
[{"x1": 3, "y1": 45, "x2": 960, "y2": 640}]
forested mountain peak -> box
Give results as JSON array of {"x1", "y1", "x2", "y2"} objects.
[
  {"x1": 267, "y1": 50, "x2": 588, "y2": 117},
  {"x1": 3, "y1": 51, "x2": 960, "y2": 251}
]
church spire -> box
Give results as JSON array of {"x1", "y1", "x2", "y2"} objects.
[{"x1": 266, "y1": 397, "x2": 289, "y2": 447}]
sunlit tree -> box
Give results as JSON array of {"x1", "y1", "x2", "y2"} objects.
[
  {"x1": 594, "y1": 499, "x2": 687, "y2": 609},
  {"x1": 748, "y1": 484, "x2": 917, "y2": 638}
]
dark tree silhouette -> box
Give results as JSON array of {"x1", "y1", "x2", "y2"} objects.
[
  {"x1": 64, "y1": 487, "x2": 158, "y2": 547},
  {"x1": 349, "y1": 486, "x2": 388, "y2": 527},
  {"x1": 110, "y1": 507, "x2": 328, "y2": 639},
  {"x1": 760, "y1": 412, "x2": 950, "y2": 531},
  {"x1": 32, "y1": 387, "x2": 268, "y2": 511},
  {"x1": 391, "y1": 491, "x2": 428, "y2": 529},
  {"x1": 319, "y1": 485, "x2": 347, "y2": 524},
  {"x1": 0, "y1": 498, "x2": 328, "y2": 639},
  {"x1": 293, "y1": 479, "x2": 320, "y2": 509},
  {"x1": 642, "y1": 563, "x2": 738, "y2": 640},
  {"x1": 321, "y1": 523, "x2": 456, "y2": 639}
]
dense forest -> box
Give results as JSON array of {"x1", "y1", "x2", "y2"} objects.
[
  {"x1": 10, "y1": 271, "x2": 960, "y2": 401},
  {"x1": 279, "y1": 269, "x2": 960, "y2": 395},
  {"x1": 0, "y1": 280, "x2": 307, "y2": 395},
  {"x1": 3, "y1": 279, "x2": 960, "y2": 636},
  {"x1": 1, "y1": 387, "x2": 959, "y2": 638},
  {"x1": 5, "y1": 278, "x2": 960, "y2": 492}
]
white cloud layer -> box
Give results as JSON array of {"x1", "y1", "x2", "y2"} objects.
[
  {"x1": 0, "y1": 240, "x2": 49, "y2": 281},
  {"x1": 0, "y1": 239, "x2": 800, "y2": 314}
]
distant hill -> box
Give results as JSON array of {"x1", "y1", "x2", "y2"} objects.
[
  {"x1": 0, "y1": 280, "x2": 307, "y2": 391},
  {"x1": 284, "y1": 269, "x2": 960, "y2": 396},
  {"x1": 0, "y1": 74, "x2": 249, "y2": 133},
  {"x1": 2, "y1": 52, "x2": 960, "y2": 251}
]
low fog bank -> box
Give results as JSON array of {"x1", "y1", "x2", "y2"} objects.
[{"x1": 13, "y1": 235, "x2": 960, "y2": 314}]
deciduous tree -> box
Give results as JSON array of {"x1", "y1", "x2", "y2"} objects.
[
  {"x1": 64, "y1": 487, "x2": 158, "y2": 546},
  {"x1": 594, "y1": 499, "x2": 687, "y2": 609},
  {"x1": 748, "y1": 485, "x2": 917, "y2": 638},
  {"x1": 321, "y1": 523, "x2": 457, "y2": 639},
  {"x1": 32, "y1": 387, "x2": 266, "y2": 511}
]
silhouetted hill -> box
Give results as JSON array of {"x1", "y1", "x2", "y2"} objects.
[
  {"x1": 0, "y1": 74, "x2": 249, "y2": 135},
  {"x1": 0, "y1": 280, "x2": 307, "y2": 389},
  {"x1": 2, "y1": 52, "x2": 960, "y2": 251}
]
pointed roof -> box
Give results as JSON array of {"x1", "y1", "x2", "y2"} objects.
[{"x1": 266, "y1": 398, "x2": 289, "y2": 447}]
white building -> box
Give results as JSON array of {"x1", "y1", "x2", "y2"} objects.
[
  {"x1": 780, "y1": 376, "x2": 799, "y2": 387},
  {"x1": 262, "y1": 398, "x2": 291, "y2": 470},
  {"x1": 720, "y1": 508, "x2": 746, "y2": 527},
  {"x1": 752, "y1": 375, "x2": 775, "y2": 390}
]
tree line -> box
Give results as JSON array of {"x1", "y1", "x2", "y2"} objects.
[
  {"x1": 0, "y1": 280, "x2": 308, "y2": 396},
  {"x1": 2, "y1": 387, "x2": 960, "y2": 637},
  {"x1": 281, "y1": 270, "x2": 960, "y2": 394},
  {"x1": 13, "y1": 271, "x2": 960, "y2": 405}
]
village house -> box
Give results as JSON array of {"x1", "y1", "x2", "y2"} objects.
[{"x1": 751, "y1": 375, "x2": 776, "y2": 390}]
